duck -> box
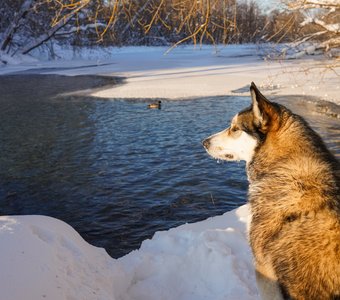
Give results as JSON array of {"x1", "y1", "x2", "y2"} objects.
[{"x1": 147, "y1": 100, "x2": 161, "y2": 109}]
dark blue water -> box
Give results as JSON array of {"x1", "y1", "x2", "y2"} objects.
[{"x1": 0, "y1": 75, "x2": 339, "y2": 258}]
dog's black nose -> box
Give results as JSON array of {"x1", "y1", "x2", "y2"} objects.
[{"x1": 202, "y1": 139, "x2": 210, "y2": 148}]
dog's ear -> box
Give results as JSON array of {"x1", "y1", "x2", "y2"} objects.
[{"x1": 250, "y1": 82, "x2": 278, "y2": 132}]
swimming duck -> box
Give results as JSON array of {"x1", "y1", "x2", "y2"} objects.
[{"x1": 148, "y1": 100, "x2": 161, "y2": 109}]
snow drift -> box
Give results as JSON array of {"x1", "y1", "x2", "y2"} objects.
[{"x1": 0, "y1": 205, "x2": 259, "y2": 300}]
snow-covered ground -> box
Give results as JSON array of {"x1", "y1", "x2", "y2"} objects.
[{"x1": 0, "y1": 45, "x2": 339, "y2": 299}]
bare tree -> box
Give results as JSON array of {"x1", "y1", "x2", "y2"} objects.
[{"x1": 0, "y1": 0, "x2": 270, "y2": 58}]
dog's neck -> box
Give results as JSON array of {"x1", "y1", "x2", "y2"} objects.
[{"x1": 246, "y1": 112, "x2": 339, "y2": 215}]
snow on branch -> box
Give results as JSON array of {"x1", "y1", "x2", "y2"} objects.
[
  {"x1": 289, "y1": 0, "x2": 340, "y2": 9},
  {"x1": 301, "y1": 17, "x2": 340, "y2": 33},
  {"x1": 55, "y1": 23, "x2": 107, "y2": 36}
]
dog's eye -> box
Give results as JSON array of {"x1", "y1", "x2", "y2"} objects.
[{"x1": 231, "y1": 126, "x2": 238, "y2": 132}]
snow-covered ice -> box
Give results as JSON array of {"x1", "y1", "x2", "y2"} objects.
[
  {"x1": 1, "y1": 45, "x2": 339, "y2": 104},
  {"x1": 89, "y1": 46, "x2": 340, "y2": 104}
]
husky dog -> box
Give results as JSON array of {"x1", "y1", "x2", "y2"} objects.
[{"x1": 203, "y1": 82, "x2": 340, "y2": 300}]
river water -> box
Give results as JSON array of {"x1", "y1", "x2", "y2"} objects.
[{"x1": 0, "y1": 75, "x2": 339, "y2": 258}]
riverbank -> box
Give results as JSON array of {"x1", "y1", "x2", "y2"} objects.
[{"x1": 1, "y1": 45, "x2": 339, "y2": 106}]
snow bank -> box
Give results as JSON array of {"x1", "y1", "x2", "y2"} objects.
[
  {"x1": 114, "y1": 204, "x2": 258, "y2": 300},
  {"x1": 0, "y1": 205, "x2": 259, "y2": 300}
]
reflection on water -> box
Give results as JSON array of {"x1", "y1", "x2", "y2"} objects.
[{"x1": 0, "y1": 75, "x2": 339, "y2": 258}]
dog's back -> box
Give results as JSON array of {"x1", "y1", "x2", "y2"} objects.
[{"x1": 247, "y1": 87, "x2": 340, "y2": 299}]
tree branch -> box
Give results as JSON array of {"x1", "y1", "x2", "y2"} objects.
[{"x1": 21, "y1": 0, "x2": 90, "y2": 55}]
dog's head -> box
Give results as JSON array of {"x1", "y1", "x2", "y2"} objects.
[{"x1": 202, "y1": 82, "x2": 281, "y2": 163}]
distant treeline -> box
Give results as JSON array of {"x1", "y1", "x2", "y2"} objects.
[{"x1": 0, "y1": 0, "x2": 313, "y2": 55}]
